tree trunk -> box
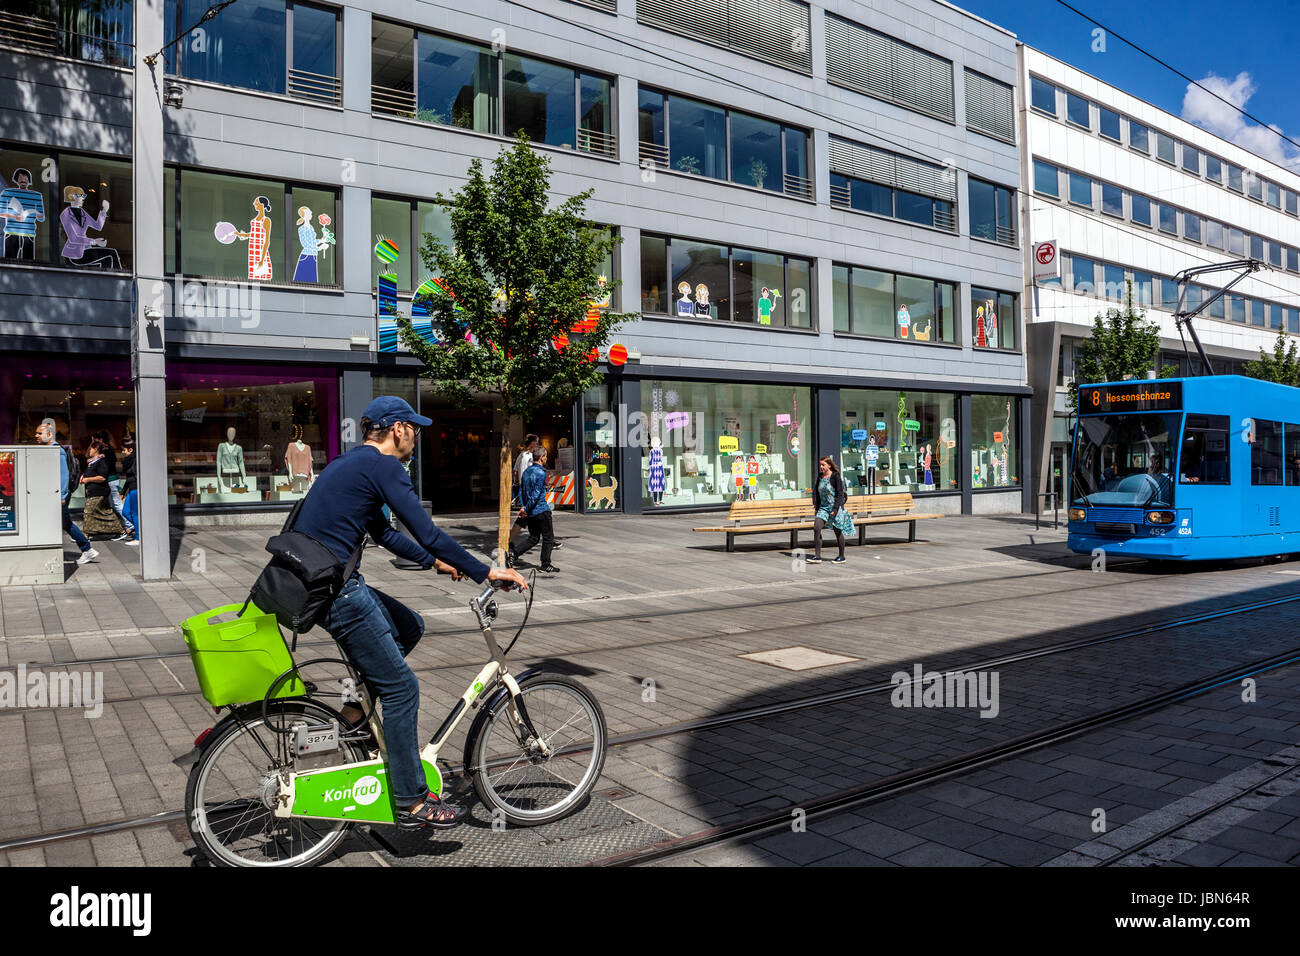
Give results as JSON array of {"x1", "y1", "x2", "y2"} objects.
[{"x1": 497, "y1": 415, "x2": 516, "y2": 565}]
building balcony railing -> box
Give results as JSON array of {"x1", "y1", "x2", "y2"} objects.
[
  {"x1": 995, "y1": 223, "x2": 1016, "y2": 245},
  {"x1": 0, "y1": 8, "x2": 132, "y2": 67},
  {"x1": 576, "y1": 127, "x2": 617, "y2": 159},
  {"x1": 371, "y1": 83, "x2": 416, "y2": 118},
  {"x1": 829, "y1": 181, "x2": 851, "y2": 207},
  {"x1": 933, "y1": 206, "x2": 956, "y2": 232},
  {"x1": 783, "y1": 172, "x2": 813, "y2": 201},
  {"x1": 288, "y1": 68, "x2": 341, "y2": 107},
  {"x1": 638, "y1": 140, "x2": 670, "y2": 168}
]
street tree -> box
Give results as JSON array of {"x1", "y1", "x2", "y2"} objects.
[
  {"x1": 1067, "y1": 282, "x2": 1175, "y2": 408},
  {"x1": 397, "y1": 134, "x2": 633, "y2": 562},
  {"x1": 1241, "y1": 333, "x2": 1300, "y2": 387}
]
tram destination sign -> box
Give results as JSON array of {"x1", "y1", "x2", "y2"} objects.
[{"x1": 1080, "y1": 382, "x2": 1182, "y2": 413}]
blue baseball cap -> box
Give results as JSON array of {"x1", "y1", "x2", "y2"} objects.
[{"x1": 361, "y1": 396, "x2": 432, "y2": 428}]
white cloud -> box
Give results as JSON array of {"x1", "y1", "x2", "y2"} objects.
[{"x1": 1181, "y1": 71, "x2": 1300, "y2": 173}]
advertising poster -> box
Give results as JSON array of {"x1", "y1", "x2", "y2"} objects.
[{"x1": 0, "y1": 451, "x2": 16, "y2": 534}]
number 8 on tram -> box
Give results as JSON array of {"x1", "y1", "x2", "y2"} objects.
[{"x1": 1067, "y1": 376, "x2": 1296, "y2": 560}]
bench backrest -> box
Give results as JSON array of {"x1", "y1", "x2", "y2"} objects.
[
  {"x1": 725, "y1": 498, "x2": 814, "y2": 522},
  {"x1": 846, "y1": 492, "x2": 915, "y2": 514}
]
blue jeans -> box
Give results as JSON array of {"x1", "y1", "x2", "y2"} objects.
[
  {"x1": 123, "y1": 490, "x2": 139, "y2": 539},
  {"x1": 321, "y1": 574, "x2": 428, "y2": 806},
  {"x1": 109, "y1": 480, "x2": 133, "y2": 531},
  {"x1": 61, "y1": 500, "x2": 91, "y2": 553}
]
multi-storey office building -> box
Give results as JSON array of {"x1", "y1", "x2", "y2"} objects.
[
  {"x1": 1, "y1": 0, "x2": 1028, "y2": 520},
  {"x1": 1018, "y1": 46, "x2": 1300, "y2": 507}
]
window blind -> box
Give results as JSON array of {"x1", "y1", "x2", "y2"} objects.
[
  {"x1": 638, "y1": 0, "x2": 812, "y2": 73},
  {"x1": 829, "y1": 137, "x2": 956, "y2": 203},
  {"x1": 964, "y1": 69, "x2": 1015, "y2": 143},
  {"x1": 826, "y1": 14, "x2": 954, "y2": 122}
]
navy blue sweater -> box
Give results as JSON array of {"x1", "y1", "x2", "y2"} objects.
[{"x1": 294, "y1": 445, "x2": 491, "y2": 583}]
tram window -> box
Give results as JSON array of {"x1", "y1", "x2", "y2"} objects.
[
  {"x1": 1286, "y1": 424, "x2": 1300, "y2": 485},
  {"x1": 1251, "y1": 419, "x2": 1283, "y2": 485},
  {"x1": 1180, "y1": 414, "x2": 1229, "y2": 484}
]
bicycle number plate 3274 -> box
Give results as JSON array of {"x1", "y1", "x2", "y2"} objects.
[{"x1": 292, "y1": 721, "x2": 339, "y2": 757}]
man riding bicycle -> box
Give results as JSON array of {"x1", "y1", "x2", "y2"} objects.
[{"x1": 293, "y1": 396, "x2": 527, "y2": 829}]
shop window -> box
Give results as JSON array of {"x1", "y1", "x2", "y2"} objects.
[
  {"x1": 639, "y1": 381, "x2": 811, "y2": 507},
  {"x1": 164, "y1": 363, "x2": 339, "y2": 505},
  {"x1": 640, "y1": 234, "x2": 668, "y2": 314},
  {"x1": 670, "y1": 239, "x2": 729, "y2": 320},
  {"x1": 840, "y1": 389, "x2": 957, "y2": 494},
  {"x1": 971, "y1": 288, "x2": 1018, "y2": 350},
  {"x1": 971, "y1": 394, "x2": 1018, "y2": 488},
  {"x1": 582, "y1": 385, "x2": 619, "y2": 511}
]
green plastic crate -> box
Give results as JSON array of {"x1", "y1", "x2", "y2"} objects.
[{"x1": 182, "y1": 603, "x2": 306, "y2": 707}]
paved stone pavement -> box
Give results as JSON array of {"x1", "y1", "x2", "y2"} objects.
[{"x1": 2, "y1": 510, "x2": 1299, "y2": 865}]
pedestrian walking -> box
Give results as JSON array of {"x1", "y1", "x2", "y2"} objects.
[
  {"x1": 806, "y1": 455, "x2": 853, "y2": 564},
  {"x1": 80, "y1": 438, "x2": 123, "y2": 536},
  {"x1": 95, "y1": 429, "x2": 134, "y2": 540},
  {"x1": 508, "y1": 445, "x2": 559, "y2": 573},
  {"x1": 120, "y1": 435, "x2": 139, "y2": 546},
  {"x1": 35, "y1": 419, "x2": 97, "y2": 564}
]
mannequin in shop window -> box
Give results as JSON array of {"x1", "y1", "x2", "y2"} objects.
[
  {"x1": 217, "y1": 427, "x2": 246, "y2": 492},
  {"x1": 285, "y1": 424, "x2": 314, "y2": 493}
]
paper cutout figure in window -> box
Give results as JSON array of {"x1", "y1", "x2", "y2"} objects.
[
  {"x1": 923, "y1": 443, "x2": 933, "y2": 488},
  {"x1": 236, "y1": 195, "x2": 273, "y2": 281},
  {"x1": 986, "y1": 301, "x2": 999, "y2": 348},
  {"x1": 730, "y1": 453, "x2": 746, "y2": 498},
  {"x1": 293, "y1": 206, "x2": 324, "y2": 283},
  {"x1": 864, "y1": 435, "x2": 879, "y2": 494},
  {"x1": 675, "y1": 281, "x2": 694, "y2": 316},
  {"x1": 60, "y1": 186, "x2": 121, "y2": 269},
  {"x1": 647, "y1": 437, "x2": 666, "y2": 505},
  {"x1": 694, "y1": 283, "x2": 712, "y2": 319},
  {"x1": 975, "y1": 303, "x2": 988, "y2": 347},
  {"x1": 897, "y1": 304, "x2": 910, "y2": 338},
  {"x1": 746, "y1": 453, "x2": 760, "y2": 500},
  {"x1": 1, "y1": 168, "x2": 45, "y2": 260},
  {"x1": 757, "y1": 287, "x2": 781, "y2": 325}
]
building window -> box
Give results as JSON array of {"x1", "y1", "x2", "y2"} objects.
[
  {"x1": 1070, "y1": 255, "x2": 1096, "y2": 295},
  {"x1": 1205, "y1": 155, "x2": 1222, "y2": 182},
  {"x1": 971, "y1": 288, "x2": 1017, "y2": 350},
  {"x1": 840, "y1": 389, "x2": 958, "y2": 494},
  {"x1": 829, "y1": 139, "x2": 956, "y2": 232},
  {"x1": 368, "y1": 195, "x2": 453, "y2": 295},
  {"x1": 1228, "y1": 227, "x2": 1245, "y2": 255},
  {"x1": 834, "y1": 264, "x2": 956, "y2": 344},
  {"x1": 172, "y1": 169, "x2": 339, "y2": 287},
  {"x1": 1068, "y1": 172, "x2": 1092, "y2": 208},
  {"x1": 1183, "y1": 213, "x2": 1202, "y2": 243},
  {"x1": 1206, "y1": 220, "x2": 1224, "y2": 249},
  {"x1": 637, "y1": 381, "x2": 813, "y2": 506},
  {"x1": 1065, "y1": 92, "x2": 1090, "y2": 129},
  {"x1": 1160, "y1": 277, "x2": 1178, "y2": 312},
  {"x1": 1288, "y1": 308, "x2": 1300, "y2": 333},
  {"x1": 2, "y1": 0, "x2": 133, "y2": 65},
  {"x1": 826, "y1": 15, "x2": 954, "y2": 121},
  {"x1": 1252, "y1": 300, "x2": 1266, "y2": 327},
  {"x1": 1158, "y1": 203, "x2": 1177, "y2": 234},
  {"x1": 1132, "y1": 271, "x2": 1154, "y2": 306},
  {"x1": 1181, "y1": 144, "x2": 1200, "y2": 175},
  {"x1": 1287, "y1": 190, "x2": 1299, "y2": 216},
  {"x1": 641, "y1": 234, "x2": 811, "y2": 328},
  {"x1": 971, "y1": 395, "x2": 1019, "y2": 488},
  {"x1": 1099, "y1": 107, "x2": 1120, "y2": 141},
  {"x1": 0, "y1": 144, "x2": 132, "y2": 272},
  {"x1": 1268, "y1": 241, "x2": 1283, "y2": 268},
  {"x1": 1248, "y1": 172, "x2": 1264, "y2": 201},
  {"x1": 964, "y1": 70, "x2": 1015, "y2": 143},
  {"x1": 1209, "y1": 293, "x2": 1225, "y2": 319},
  {"x1": 1288, "y1": 248, "x2": 1299, "y2": 273},
  {"x1": 1271, "y1": 303, "x2": 1284, "y2": 330},
  {"x1": 1230, "y1": 295, "x2": 1246, "y2": 323},
  {"x1": 1155, "y1": 132, "x2": 1175, "y2": 164},
  {"x1": 1103, "y1": 264, "x2": 1124, "y2": 301},
  {"x1": 1128, "y1": 121, "x2": 1149, "y2": 153},
  {"x1": 167, "y1": 0, "x2": 340, "y2": 105},
  {"x1": 1130, "y1": 194, "x2": 1151, "y2": 227},
  {"x1": 1227, "y1": 164, "x2": 1243, "y2": 191},
  {"x1": 639, "y1": 0, "x2": 812, "y2": 73},
  {"x1": 1267, "y1": 182, "x2": 1281, "y2": 208},
  {"x1": 1033, "y1": 159, "x2": 1059, "y2": 198},
  {"x1": 639, "y1": 89, "x2": 810, "y2": 197},
  {"x1": 1101, "y1": 183, "x2": 1123, "y2": 217},
  {"x1": 1250, "y1": 234, "x2": 1264, "y2": 259},
  {"x1": 1030, "y1": 76, "x2": 1057, "y2": 115},
  {"x1": 371, "y1": 23, "x2": 613, "y2": 157},
  {"x1": 968, "y1": 178, "x2": 1016, "y2": 245}
]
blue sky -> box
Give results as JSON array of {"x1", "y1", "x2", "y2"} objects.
[{"x1": 960, "y1": 0, "x2": 1300, "y2": 170}]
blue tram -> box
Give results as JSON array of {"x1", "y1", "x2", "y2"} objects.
[{"x1": 1067, "y1": 376, "x2": 1299, "y2": 560}]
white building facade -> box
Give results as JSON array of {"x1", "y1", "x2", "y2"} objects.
[{"x1": 1017, "y1": 45, "x2": 1300, "y2": 506}]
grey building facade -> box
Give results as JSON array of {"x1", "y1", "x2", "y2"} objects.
[{"x1": 1, "y1": 0, "x2": 1028, "y2": 520}]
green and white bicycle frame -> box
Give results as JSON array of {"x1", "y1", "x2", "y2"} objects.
[{"x1": 271, "y1": 583, "x2": 547, "y2": 825}]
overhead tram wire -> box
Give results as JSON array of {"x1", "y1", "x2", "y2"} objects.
[{"x1": 1055, "y1": 0, "x2": 1300, "y2": 160}]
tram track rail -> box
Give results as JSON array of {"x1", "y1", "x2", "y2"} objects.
[{"x1": 4, "y1": 587, "x2": 1300, "y2": 857}]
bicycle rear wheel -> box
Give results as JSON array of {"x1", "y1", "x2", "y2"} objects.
[
  {"x1": 186, "y1": 700, "x2": 367, "y2": 867},
  {"x1": 468, "y1": 674, "x2": 607, "y2": 827}
]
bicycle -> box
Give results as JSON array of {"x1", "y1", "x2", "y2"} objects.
[{"x1": 183, "y1": 574, "x2": 607, "y2": 867}]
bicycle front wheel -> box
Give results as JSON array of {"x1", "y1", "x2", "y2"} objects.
[
  {"x1": 186, "y1": 700, "x2": 367, "y2": 867},
  {"x1": 468, "y1": 674, "x2": 607, "y2": 827}
]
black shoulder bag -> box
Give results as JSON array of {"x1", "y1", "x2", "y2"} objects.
[{"x1": 244, "y1": 498, "x2": 364, "y2": 649}]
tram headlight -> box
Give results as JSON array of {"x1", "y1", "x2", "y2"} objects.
[
  {"x1": 1068, "y1": 508, "x2": 1086, "y2": 522},
  {"x1": 1146, "y1": 510, "x2": 1175, "y2": 525}
]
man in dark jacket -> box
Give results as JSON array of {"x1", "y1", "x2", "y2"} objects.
[{"x1": 508, "y1": 446, "x2": 558, "y2": 573}]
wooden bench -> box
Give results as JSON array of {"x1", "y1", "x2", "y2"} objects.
[{"x1": 693, "y1": 492, "x2": 942, "y2": 552}]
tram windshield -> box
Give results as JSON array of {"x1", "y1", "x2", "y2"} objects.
[{"x1": 1072, "y1": 413, "x2": 1179, "y2": 507}]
